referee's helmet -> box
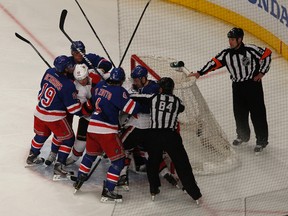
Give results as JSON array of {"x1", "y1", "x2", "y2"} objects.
[{"x1": 227, "y1": 27, "x2": 244, "y2": 39}]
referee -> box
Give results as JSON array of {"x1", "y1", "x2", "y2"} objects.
[
  {"x1": 146, "y1": 77, "x2": 202, "y2": 204},
  {"x1": 190, "y1": 27, "x2": 271, "y2": 154}
]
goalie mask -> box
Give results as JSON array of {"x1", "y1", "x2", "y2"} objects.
[
  {"x1": 73, "y1": 64, "x2": 89, "y2": 81},
  {"x1": 158, "y1": 77, "x2": 174, "y2": 95}
]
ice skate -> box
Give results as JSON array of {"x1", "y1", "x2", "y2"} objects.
[
  {"x1": 116, "y1": 174, "x2": 129, "y2": 191},
  {"x1": 163, "y1": 173, "x2": 179, "y2": 188},
  {"x1": 100, "y1": 181, "x2": 123, "y2": 203},
  {"x1": 232, "y1": 137, "x2": 248, "y2": 146},
  {"x1": 53, "y1": 162, "x2": 74, "y2": 181},
  {"x1": 45, "y1": 151, "x2": 57, "y2": 166},
  {"x1": 135, "y1": 164, "x2": 147, "y2": 174},
  {"x1": 25, "y1": 150, "x2": 45, "y2": 167},
  {"x1": 254, "y1": 145, "x2": 265, "y2": 155},
  {"x1": 73, "y1": 174, "x2": 87, "y2": 193},
  {"x1": 66, "y1": 156, "x2": 79, "y2": 166},
  {"x1": 150, "y1": 188, "x2": 160, "y2": 201}
]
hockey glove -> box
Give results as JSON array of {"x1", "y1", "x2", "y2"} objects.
[{"x1": 81, "y1": 99, "x2": 93, "y2": 116}]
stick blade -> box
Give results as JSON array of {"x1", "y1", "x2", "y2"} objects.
[
  {"x1": 59, "y1": 9, "x2": 68, "y2": 31},
  {"x1": 15, "y1": 32, "x2": 30, "y2": 44}
]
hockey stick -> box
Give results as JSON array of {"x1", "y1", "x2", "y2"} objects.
[
  {"x1": 59, "y1": 9, "x2": 104, "y2": 80},
  {"x1": 73, "y1": 153, "x2": 105, "y2": 193},
  {"x1": 118, "y1": 0, "x2": 152, "y2": 67},
  {"x1": 87, "y1": 153, "x2": 105, "y2": 180},
  {"x1": 15, "y1": 32, "x2": 52, "y2": 68},
  {"x1": 74, "y1": 0, "x2": 115, "y2": 68}
]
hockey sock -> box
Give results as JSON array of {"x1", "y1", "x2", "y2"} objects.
[
  {"x1": 78, "y1": 154, "x2": 97, "y2": 176},
  {"x1": 51, "y1": 136, "x2": 62, "y2": 153},
  {"x1": 31, "y1": 135, "x2": 49, "y2": 155},
  {"x1": 106, "y1": 158, "x2": 125, "y2": 191},
  {"x1": 72, "y1": 139, "x2": 86, "y2": 156},
  {"x1": 57, "y1": 137, "x2": 74, "y2": 164},
  {"x1": 119, "y1": 156, "x2": 131, "y2": 176}
]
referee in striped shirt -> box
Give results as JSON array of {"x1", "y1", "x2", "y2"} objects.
[
  {"x1": 189, "y1": 27, "x2": 272, "y2": 153},
  {"x1": 146, "y1": 77, "x2": 202, "y2": 204}
]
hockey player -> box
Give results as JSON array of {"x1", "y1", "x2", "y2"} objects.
[
  {"x1": 74, "y1": 67, "x2": 142, "y2": 202},
  {"x1": 65, "y1": 64, "x2": 99, "y2": 165},
  {"x1": 45, "y1": 41, "x2": 111, "y2": 165},
  {"x1": 26, "y1": 55, "x2": 87, "y2": 179},
  {"x1": 118, "y1": 65, "x2": 178, "y2": 190},
  {"x1": 145, "y1": 77, "x2": 202, "y2": 204},
  {"x1": 69, "y1": 40, "x2": 111, "y2": 80}
]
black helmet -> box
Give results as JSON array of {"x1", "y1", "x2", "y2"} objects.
[
  {"x1": 227, "y1": 27, "x2": 244, "y2": 39},
  {"x1": 158, "y1": 77, "x2": 174, "y2": 94}
]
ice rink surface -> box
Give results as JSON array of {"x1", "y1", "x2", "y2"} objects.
[{"x1": 1, "y1": 0, "x2": 288, "y2": 215}]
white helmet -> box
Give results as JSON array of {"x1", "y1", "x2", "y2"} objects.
[{"x1": 73, "y1": 64, "x2": 89, "y2": 81}]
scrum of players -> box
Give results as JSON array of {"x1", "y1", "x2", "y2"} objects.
[{"x1": 25, "y1": 41, "x2": 202, "y2": 205}]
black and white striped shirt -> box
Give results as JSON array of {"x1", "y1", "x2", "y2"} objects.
[
  {"x1": 198, "y1": 43, "x2": 272, "y2": 82},
  {"x1": 150, "y1": 94, "x2": 184, "y2": 130}
]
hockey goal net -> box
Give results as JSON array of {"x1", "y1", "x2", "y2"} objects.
[{"x1": 131, "y1": 54, "x2": 240, "y2": 175}]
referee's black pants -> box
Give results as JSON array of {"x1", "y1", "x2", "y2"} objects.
[
  {"x1": 232, "y1": 79, "x2": 268, "y2": 146},
  {"x1": 146, "y1": 129, "x2": 202, "y2": 200}
]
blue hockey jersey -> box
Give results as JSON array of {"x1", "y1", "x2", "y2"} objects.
[
  {"x1": 34, "y1": 68, "x2": 82, "y2": 122},
  {"x1": 69, "y1": 53, "x2": 112, "y2": 73},
  {"x1": 125, "y1": 80, "x2": 159, "y2": 129},
  {"x1": 88, "y1": 81, "x2": 141, "y2": 134}
]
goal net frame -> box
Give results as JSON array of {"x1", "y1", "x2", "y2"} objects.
[{"x1": 130, "y1": 54, "x2": 240, "y2": 175}]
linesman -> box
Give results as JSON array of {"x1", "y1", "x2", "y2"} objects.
[{"x1": 190, "y1": 27, "x2": 272, "y2": 153}]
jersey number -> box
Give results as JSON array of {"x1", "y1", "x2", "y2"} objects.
[
  {"x1": 38, "y1": 83, "x2": 56, "y2": 107},
  {"x1": 159, "y1": 101, "x2": 173, "y2": 113},
  {"x1": 95, "y1": 98, "x2": 102, "y2": 113}
]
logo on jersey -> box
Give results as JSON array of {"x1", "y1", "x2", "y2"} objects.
[{"x1": 242, "y1": 57, "x2": 250, "y2": 67}]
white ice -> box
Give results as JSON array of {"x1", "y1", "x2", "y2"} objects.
[{"x1": 1, "y1": 0, "x2": 288, "y2": 216}]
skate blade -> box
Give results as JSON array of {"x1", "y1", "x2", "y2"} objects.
[
  {"x1": 117, "y1": 185, "x2": 129, "y2": 191},
  {"x1": 25, "y1": 158, "x2": 45, "y2": 168},
  {"x1": 151, "y1": 195, "x2": 156, "y2": 201},
  {"x1": 254, "y1": 151, "x2": 263, "y2": 156},
  {"x1": 25, "y1": 163, "x2": 43, "y2": 168},
  {"x1": 254, "y1": 148, "x2": 264, "y2": 156},
  {"x1": 100, "y1": 197, "x2": 122, "y2": 203},
  {"x1": 53, "y1": 172, "x2": 74, "y2": 181},
  {"x1": 175, "y1": 184, "x2": 180, "y2": 189}
]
